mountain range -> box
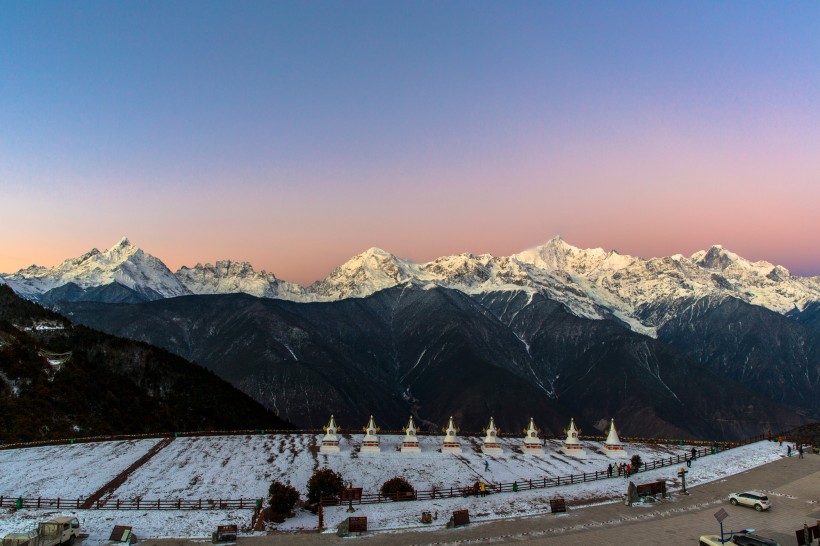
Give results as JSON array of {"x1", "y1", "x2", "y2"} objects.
[
  {"x1": 3, "y1": 236, "x2": 819, "y2": 338},
  {"x1": 2, "y1": 237, "x2": 818, "y2": 440}
]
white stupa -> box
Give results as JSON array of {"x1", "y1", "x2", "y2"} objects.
[
  {"x1": 441, "y1": 416, "x2": 462, "y2": 454},
  {"x1": 400, "y1": 416, "x2": 421, "y2": 453},
  {"x1": 359, "y1": 415, "x2": 381, "y2": 453},
  {"x1": 481, "y1": 417, "x2": 503, "y2": 455},
  {"x1": 602, "y1": 418, "x2": 627, "y2": 457},
  {"x1": 560, "y1": 418, "x2": 586, "y2": 458},
  {"x1": 522, "y1": 417, "x2": 544, "y2": 455},
  {"x1": 319, "y1": 414, "x2": 341, "y2": 453}
]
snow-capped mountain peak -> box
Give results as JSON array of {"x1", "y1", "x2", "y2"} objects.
[
  {"x1": 4, "y1": 236, "x2": 818, "y2": 337},
  {"x1": 4, "y1": 237, "x2": 189, "y2": 300},
  {"x1": 175, "y1": 260, "x2": 305, "y2": 300},
  {"x1": 308, "y1": 247, "x2": 418, "y2": 300},
  {"x1": 514, "y1": 236, "x2": 611, "y2": 274}
]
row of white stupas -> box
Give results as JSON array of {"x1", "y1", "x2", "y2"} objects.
[{"x1": 319, "y1": 415, "x2": 628, "y2": 458}]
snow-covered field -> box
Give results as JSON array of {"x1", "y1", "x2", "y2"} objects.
[
  {"x1": 0, "y1": 437, "x2": 785, "y2": 543},
  {"x1": 0, "y1": 439, "x2": 161, "y2": 498},
  {"x1": 97, "y1": 434, "x2": 688, "y2": 500}
]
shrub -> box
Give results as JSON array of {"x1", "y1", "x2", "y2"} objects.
[
  {"x1": 380, "y1": 476, "x2": 415, "y2": 500},
  {"x1": 307, "y1": 468, "x2": 344, "y2": 505},
  {"x1": 630, "y1": 454, "x2": 643, "y2": 474},
  {"x1": 268, "y1": 480, "x2": 299, "y2": 514}
]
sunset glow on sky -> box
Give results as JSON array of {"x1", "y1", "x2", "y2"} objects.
[{"x1": 1, "y1": 2, "x2": 818, "y2": 285}]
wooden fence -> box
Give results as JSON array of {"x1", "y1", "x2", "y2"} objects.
[
  {"x1": 320, "y1": 443, "x2": 737, "y2": 507},
  {"x1": 0, "y1": 496, "x2": 262, "y2": 510}
]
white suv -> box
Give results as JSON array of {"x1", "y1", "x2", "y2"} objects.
[{"x1": 728, "y1": 491, "x2": 771, "y2": 511}]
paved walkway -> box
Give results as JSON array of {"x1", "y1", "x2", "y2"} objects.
[{"x1": 218, "y1": 452, "x2": 820, "y2": 545}]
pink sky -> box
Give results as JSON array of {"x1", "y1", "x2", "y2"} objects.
[{"x1": 1, "y1": 3, "x2": 818, "y2": 284}]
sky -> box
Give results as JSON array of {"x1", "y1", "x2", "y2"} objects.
[{"x1": 1, "y1": 1, "x2": 818, "y2": 285}]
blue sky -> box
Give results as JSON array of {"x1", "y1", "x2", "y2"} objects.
[{"x1": 1, "y1": 1, "x2": 818, "y2": 282}]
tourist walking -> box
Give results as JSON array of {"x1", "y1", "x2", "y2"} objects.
[
  {"x1": 787, "y1": 444, "x2": 792, "y2": 457},
  {"x1": 484, "y1": 459, "x2": 489, "y2": 472},
  {"x1": 798, "y1": 444, "x2": 804, "y2": 459}
]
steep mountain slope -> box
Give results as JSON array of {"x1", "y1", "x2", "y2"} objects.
[
  {"x1": 58, "y1": 287, "x2": 807, "y2": 439},
  {"x1": 788, "y1": 301, "x2": 820, "y2": 333},
  {"x1": 658, "y1": 297, "x2": 820, "y2": 412},
  {"x1": 0, "y1": 286, "x2": 291, "y2": 443},
  {"x1": 475, "y1": 291, "x2": 806, "y2": 439}
]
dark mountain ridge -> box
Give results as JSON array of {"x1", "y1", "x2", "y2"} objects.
[
  {"x1": 57, "y1": 286, "x2": 811, "y2": 440},
  {"x1": 0, "y1": 285, "x2": 292, "y2": 443}
]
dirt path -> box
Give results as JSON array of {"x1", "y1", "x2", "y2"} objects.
[{"x1": 80, "y1": 437, "x2": 174, "y2": 509}]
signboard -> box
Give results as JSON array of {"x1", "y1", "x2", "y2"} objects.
[
  {"x1": 108, "y1": 526, "x2": 134, "y2": 543},
  {"x1": 340, "y1": 488, "x2": 363, "y2": 502},
  {"x1": 348, "y1": 517, "x2": 367, "y2": 533},
  {"x1": 636, "y1": 481, "x2": 666, "y2": 497},
  {"x1": 550, "y1": 498, "x2": 567, "y2": 513},
  {"x1": 713, "y1": 508, "x2": 728, "y2": 523},
  {"x1": 794, "y1": 524, "x2": 819, "y2": 546},
  {"x1": 452, "y1": 510, "x2": 470, "y2": 527}
]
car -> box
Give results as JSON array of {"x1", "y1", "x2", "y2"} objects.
[
  {"x1": 731, "y1": 532, "x2": 782, "y2": 545},
  {"x1": 698, "y1": 536, "x2": 724, "y2": 546},
  {"x1": 728, "y1": 491, "x2": 771, "y2": 511},
  {"x1": 36, "y1": 517, "x2": 82, "y2": 546}
]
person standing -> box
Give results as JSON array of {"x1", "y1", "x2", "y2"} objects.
[
  {"x1": 479, "y1": 481, "x2": 486, "y2": 497},
  {"x1": 787, "y1": 444, "x2": 792, "y2": 457},
  {"x1": 798, "y1": 444, "x2": 804, "y2": 459},
  {"x1": 607, "y1": 463, "x2": 613, "y2": 477}
]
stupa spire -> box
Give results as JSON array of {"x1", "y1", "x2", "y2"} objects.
[
  {"x1": 522, "y1": 417, "x2": 544, "y2": 455},
  {"x1": 360, "y1": 415, "x2": 381, "y2": 453},
  {"x1": 481, "y1": 417, "x2": 503, "y2": 454},
  {"x1": 602, "y1": 418, "x2": 627, "y2": 457},
  {"x1": 560, "y1": 417, "x2": 586, "y2": 458},
  {"x1": 441, "y1": 416, "x2": 462, "y2": 454},
  {"x1": 401, "y1": 415, "x2": 421, "y2": 453},
  {"x1": 319, "y1": 414, "x2": 341, "y2": 453}
]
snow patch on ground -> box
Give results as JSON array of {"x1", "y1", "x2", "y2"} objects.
[
  {"x1": 0, "y1": 439, "x2": 161, "y2": 498},
  {"x1": 0, "y1": 437, "x2": 786, "y2": 542}
]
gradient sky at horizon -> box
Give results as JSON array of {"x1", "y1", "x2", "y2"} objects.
[{"x1": 1, "y1": 1, "x2": 818, "y2": 285}]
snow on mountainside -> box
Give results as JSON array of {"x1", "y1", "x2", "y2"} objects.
[
  {"x1": 306, "y1": 247, "x2": 420, "y2": 300},
  {"x1": 176, "y1": 260, "x2": 305, "y2": 300},
  {"x1": 4, "y1": 236, "x2": 818, "y2": 337},
  {"x1": 3, "y1": 237, "x2": 190, "y2": 300}
]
